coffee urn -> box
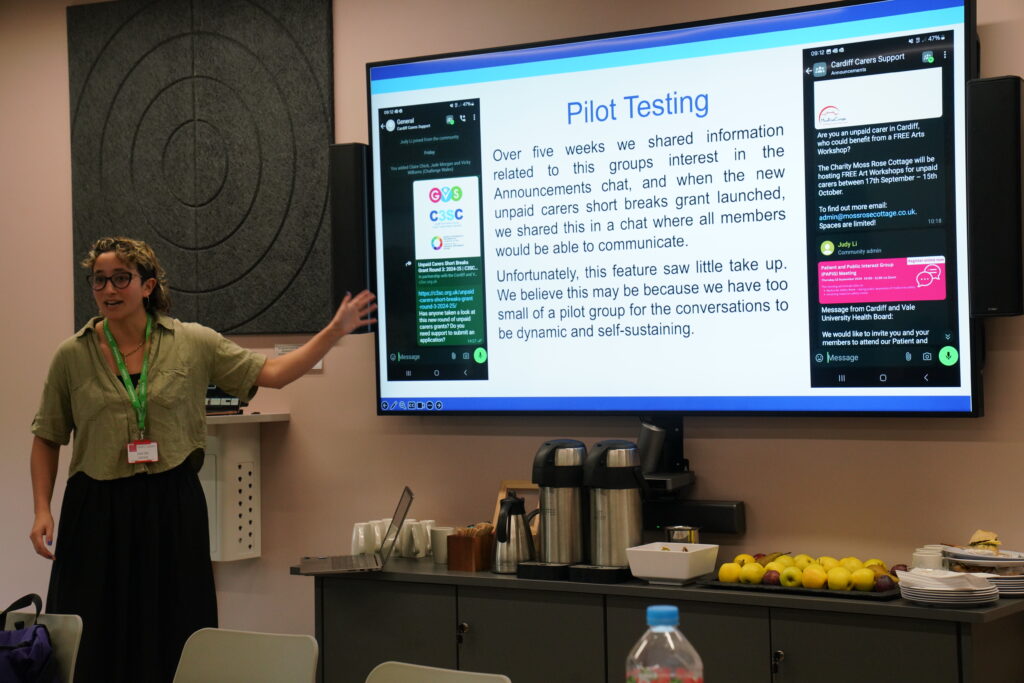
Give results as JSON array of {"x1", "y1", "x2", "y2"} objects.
[
  {"x1": 583, "y1": 440, "x2": 643, "y2": 567},
  {"x1": 531, "y1": 439, "x2": 586, "y2": 564}
]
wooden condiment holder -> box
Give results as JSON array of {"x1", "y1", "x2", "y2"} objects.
[{"x1": 447, "y1": 534, "x2": 494, "y2": 572}]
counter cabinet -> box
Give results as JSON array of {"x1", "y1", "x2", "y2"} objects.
[{"x1": 304, "y1": 558, "x2": 1024, "y2": 682}]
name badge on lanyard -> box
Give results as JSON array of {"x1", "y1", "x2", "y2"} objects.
[
  {"x1": 128, "y1": 440, "x2": 159, "y2": 463},
  {"x1": 104, "y1": 315, "x2": 159, "y2": 464}
]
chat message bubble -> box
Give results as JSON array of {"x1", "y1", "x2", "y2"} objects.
[{"x1": 818, "y1": 256, "x2": 945, "y2": 304}]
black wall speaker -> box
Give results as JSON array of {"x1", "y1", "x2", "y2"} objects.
[
  {"x1": 968, "y1": 76, "x2": 1024, "y2": 317},
  {"x1": 329, "y1": 142, "x2": 374, "y2": 333}
]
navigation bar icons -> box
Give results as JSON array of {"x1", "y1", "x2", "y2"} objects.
[{"x1": 380, "y1": 400, "x2": 445, "y2": 412}]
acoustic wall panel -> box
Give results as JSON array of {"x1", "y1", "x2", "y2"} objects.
[{"x1": 68, "y1": 0, "x2": 333, "y2": 333}]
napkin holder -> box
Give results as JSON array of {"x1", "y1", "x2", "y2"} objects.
[{"x1": 447, "y1": 534, "x2": 493, "y2": 572}]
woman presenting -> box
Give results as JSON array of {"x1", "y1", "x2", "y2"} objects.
[{"x1": 29, "y1": 237, "x2": 376, "y2": 682}]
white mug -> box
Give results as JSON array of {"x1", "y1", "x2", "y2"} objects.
[
  {"x1": 369, "y1": 520, "x2": 388, "y2": 552},
  {"x1": 350, "y1": 522, "x2": 373, "y2": 555},
  {"x1": 409, "y1": 521, "x2": 431, "y2": 559},
  {"x1": 397, "y1": 519, "x2": 418, "y2": 557},
  {"x1": 431, "y1": 526, "x2": 454, "y2": 564},
  {"x1": 420, "y1": 520, "x2": 436, "y2": 552}
]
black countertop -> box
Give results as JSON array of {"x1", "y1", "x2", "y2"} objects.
[{"x1": 292, "y1": 557, "x2": 1024, "y2": 625}]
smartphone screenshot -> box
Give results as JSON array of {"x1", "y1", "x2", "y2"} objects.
[
  {"x1": 802, "y1": 33, "x2": 962, "y2": 388},
  {"x1": 376, "y1": 99, "x2": 488, "y2": 382}
]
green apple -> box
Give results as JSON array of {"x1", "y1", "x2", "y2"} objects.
[
  {"x1": 802, "y1": 565, "x2": 828, "y2": 589},
  {"x1": 839, "y1": 556, "x2": 864, "y2": 573},
  {"x1": 718, "y1": 562, "x2": 742, "y2": 583},
  {"x1": 780, "y1": 566, "x2": 803, "y2": 588},
  {"x1": 850, "y1": 567, "x2": 876, "y2": 591},
  {"x1": 733, "y1": 553, "x2": 756, "y2": 567},
  {"x1": 793, "y1": 554, "x2": 815, "y2": 570},
  {"x1": 817, "y1": 556, "x2": 840, "y2": 572},
  {"x1": 774, "y1": 555, "x2": 796, "y2": 568},
  {"x1": 739, "y1": 562, "x2": 766, "y2": 584},
  {"x1": 827, "y1": 566, "x2": 853, "y2": 590}
]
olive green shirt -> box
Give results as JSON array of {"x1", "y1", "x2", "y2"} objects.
[{"x1": 32, "y1": 314, "x2": 266, "y2": 480}]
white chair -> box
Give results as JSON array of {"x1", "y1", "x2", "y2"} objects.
[
  {"x1": 172, "y1": 627, "x2": 318, "y2": 683},
  {"x1": 3, "y1": 611, "x2": 83, "y2": 683},
  {"x1": 365, "y1": 660, "x2": 511, "y2": 682}
]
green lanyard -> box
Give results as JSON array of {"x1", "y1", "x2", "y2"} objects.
[{"x1": 103, "y1": 314, "x2": 152, "y2": 439}]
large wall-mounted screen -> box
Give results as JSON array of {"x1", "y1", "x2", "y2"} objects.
[{"x1": 368, "y1": 0, "x2": 980, "y2": 415}]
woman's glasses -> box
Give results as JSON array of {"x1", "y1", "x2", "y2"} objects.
[{"x1": 86, "y1": 272, "x2": 135, "y2": 291}]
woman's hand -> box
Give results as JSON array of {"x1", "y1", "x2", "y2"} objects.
[
  {"x1": 30, "y1": 436, "x2": 60, "y2": 560},
  {"x1": 327, "y1": 289, "x2": 377, "y2": 339},
  {"x1": 30, "y1": 510, "x2": 55, "y2": 560}
]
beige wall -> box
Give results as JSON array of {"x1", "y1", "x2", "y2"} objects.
[{"x1": 2, "y1": 0, "x2": 1023, "y2": 636}]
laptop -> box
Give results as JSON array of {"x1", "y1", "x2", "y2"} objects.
[{"x1": 298, "y1": 486, "x2": 414, "y2": 576}]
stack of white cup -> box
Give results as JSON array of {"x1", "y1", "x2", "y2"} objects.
[
  {"x1": 352, "y1": 518, "x2": 451, "y2": 560},
  {"x1": 911, "y1": 544, "x2": 946, "y2": 569},
  {"x1": 393, "y1": 518, "x2": 436, "y2": 558},
  {"x1": 350, "y1": 519, "x2": 400, "y2": 555}
]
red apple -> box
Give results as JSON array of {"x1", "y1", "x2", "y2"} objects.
[
  {"x1": 874, "y1": 574, "x2": 897, "y2": 592},
  {"x1": 763, "y1": 569, "x2": 782, "y2": 586}
]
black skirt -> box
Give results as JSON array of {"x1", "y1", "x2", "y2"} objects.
[{"x1": 46, "y1": 460, "x2": 217, "y2": 683}]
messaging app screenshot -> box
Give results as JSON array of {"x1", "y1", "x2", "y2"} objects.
[
  {"x1": 801, "y1": 32, "x2": 962, "y2": 388},
  {"x1": 377, "y1": 99, "x2": 488, "y2": 382}
]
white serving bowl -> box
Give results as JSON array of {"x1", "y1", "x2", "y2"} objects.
[{"x1": 626, "y1": 542, "x2": 719, "y2": 585}]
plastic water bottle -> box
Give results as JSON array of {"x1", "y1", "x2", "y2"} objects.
[{"x1": 625, "y1": 605, "x2": 704, "y2": 683}]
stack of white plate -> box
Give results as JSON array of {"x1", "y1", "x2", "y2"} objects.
[
  {"x1": 943, "y1": 546, "x2": 1024, "y2": 561},
  {"x1": 942, "y1": 546, "x2": 1024, "y2": 596},
  {"x1": 897, "y1": 567, "x2": 1000, "y2": 606},
  {"x1": 983, "y1": 576, "x2": 1024, "y2": 597},
  {"x1": 901, "y1": 584, "x2": 1000, "y2": 606}
]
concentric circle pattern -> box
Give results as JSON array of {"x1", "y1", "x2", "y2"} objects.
[{"x1": 69, "y1": 0, "x2": 333, "y2": 333}]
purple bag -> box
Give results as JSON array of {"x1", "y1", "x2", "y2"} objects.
[{"x1": 0, "y1": 594, "x2": 58, "y2": 683}]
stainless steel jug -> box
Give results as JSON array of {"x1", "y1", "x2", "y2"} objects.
[
  {"x1": 531, "y1": 439, "x2": 586, "y2": 564},
  {"x1": 583, "y1": 440, "x2": 643, "y2": 568},
  {"x1": 492, "y1": 491, "x2": 538, "y2": 574}
]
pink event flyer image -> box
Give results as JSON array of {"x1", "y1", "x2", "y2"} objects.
[{"x1": 818, "y1": 256, "x2": 946, "y2": 304}]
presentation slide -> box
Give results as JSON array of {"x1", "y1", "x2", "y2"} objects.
[{"x1": 369, "y1": 1, "x2": 973, "y2": 413}]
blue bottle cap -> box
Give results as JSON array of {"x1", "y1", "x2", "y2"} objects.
[{"x1": 646, "y1": 604, "x2": 679, "y2": 627}]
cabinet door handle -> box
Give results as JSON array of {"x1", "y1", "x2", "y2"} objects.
[
  {"x1": 771, "y1": 649, "x2": 785, "y2": 674},
  {"x1": 457, "y1": 621, "x2": 470, "y2": 644}
]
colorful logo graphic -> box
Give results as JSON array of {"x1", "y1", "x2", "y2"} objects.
[
  {"x1": 431, "y1": 236, "x2": 443, "y2": 250},
  {"x1": 818, "y1": 105, "x2": 844, "y2": 124},
  {"x1": 428, "y1": 186, "x2": 463, "y2": 203},
  {"x1": 430, "y1": 208, "x2": 464, "y2": 222}
]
